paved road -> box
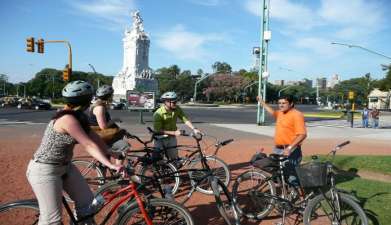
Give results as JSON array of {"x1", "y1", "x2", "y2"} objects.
[{"x1": 0, "y1": 104, "x2": 322, "y2": 125}]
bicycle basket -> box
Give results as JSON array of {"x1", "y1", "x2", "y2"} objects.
[{"x1": 295, "y1": 162, "x2": 327, "y2": 188}]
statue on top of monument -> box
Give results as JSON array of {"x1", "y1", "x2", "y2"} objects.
[{"x1": 132, "y1": 10, "x2": 144, "y2": 32}]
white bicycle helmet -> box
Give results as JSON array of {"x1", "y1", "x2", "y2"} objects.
[
  {"x1": 62, "y1": 80, "x2": 94, "y2": 105},
  {"x1": 96, "y1": 85, "x2": 114, "y2": 99},
  {"x1": 160, "y1": 91, "x2": 177, "y2": 101}
]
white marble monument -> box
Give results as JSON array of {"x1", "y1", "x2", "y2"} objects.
[{"x1": 112, "y1": 10, "x2": 158, "y2": 100}]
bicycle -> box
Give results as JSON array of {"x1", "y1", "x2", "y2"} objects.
[
  {"x1": 71, "y1": 129, "x2": 181, "y2": 195},
  {"x1": 146, "y1": 127, "x2": 231, "y2": 196},
  {"x1": 95, "y1": 131, "x2": 240, "y2": 225},
  {"x1": 232, "y1": 141, "x2": 368, "y2": 225},
  {"x1": 0, "y1": 166, "x2": 194, "y2": 225}
]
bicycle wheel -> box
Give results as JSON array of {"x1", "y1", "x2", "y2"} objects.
[
  {"x1": 303, "y1": 191, "x2": 368, "y2": 225},
  {"x1": 116, "y1": 198, "x2": 194, "y2": 225},
  {"x1": 0, "y1": 200, "x2": 40, "y2": 225},
  {"x1": 72, "y1": 159, "x2": 105, "y2": 189},
  {"x1": 232, "y1": 170, "x2": 276, "y2": 220},
  {"x1": 139, "y1": 161, "x2": 180, "y2": 195},
  {"x1": 211, "y1": 177, "x2": 240, "y2": 225},
  {"x1": 188, "y1": 155, "x2": 230, "y2": 195}
]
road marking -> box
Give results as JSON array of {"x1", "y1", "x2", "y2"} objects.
[{"x1": 0, "y1": 119, "x2": 46, "y2": 125}]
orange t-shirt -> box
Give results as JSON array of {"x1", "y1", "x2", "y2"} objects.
[{"x1": 273, "y1": 109, "x2": 306, "y2": 145}]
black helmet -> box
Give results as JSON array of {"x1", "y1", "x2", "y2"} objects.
[
  {"x1": 62, "y1": 80, "x2": 94, "y2": 105},
  {"x1": 96, "y1": 85, "x2": 114, "y2": 100}
]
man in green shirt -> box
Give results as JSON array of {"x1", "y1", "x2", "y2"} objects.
[{"x1": 153, "y1": 91, "x2": 201, "y2": 159}]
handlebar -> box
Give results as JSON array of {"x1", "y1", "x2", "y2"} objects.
[{"x1": 336, "y1": 140, "x2": 350, "y2": 149}]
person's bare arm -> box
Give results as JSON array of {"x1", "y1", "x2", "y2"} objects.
[
  {"x1": 256, "y1": 96, "x2": 275, "y2": 116},
  {"x1": 184, "y1": 120, "x2": 201, "y2": 134},
  {"x1": 94, "y1": 105, "x2": 112, "y2": 129},
  {"x1": 58, "y1": 115, "x2": 120, "y2": 171}
]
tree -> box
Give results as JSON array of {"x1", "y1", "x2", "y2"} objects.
[
  {"x1": 203, "y1": 73, "x2": 245, "y2": 102},
  {"x1": 375, "y1": 64, "x2": 391, "y2": 91},
  {"x1": 196, "y1": 69, "x2": 204, "y2": 76},
  {"x1": 212, "y1": 61, "x2": 232, "y2": 74}
]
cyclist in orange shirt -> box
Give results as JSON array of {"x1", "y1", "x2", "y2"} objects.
[{"x1": 257, "y1": 95, "x2": 307, "y2": 186}]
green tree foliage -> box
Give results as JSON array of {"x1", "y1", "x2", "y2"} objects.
[
  {"x1": 212, "y1": 61, "x2": 232, "y2": 74},
  {"x1": 155, "y1": 65, "x2": 196, "y2": 101},
  {"x1": 332, "y1": 74, "x2": 373, "y2": 105},
  {"x1": 375, "y1": 64, "x2": 391, "y2": 91}
]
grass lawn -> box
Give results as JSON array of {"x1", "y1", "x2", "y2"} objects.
[
  {"x1": 302, "y1": 155, "x2": 391, "y2": 224},
  {"x1": 304, "y1": 155, "x2": 391, "y2": 175},
  {"x1": 304, "y1": 111, "x2": 362, "y2": 119},
  {"x1": 336, "y1": 177, "x2": 391, "y2": 225}
]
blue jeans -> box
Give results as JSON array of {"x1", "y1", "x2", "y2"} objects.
[
  {"x1": 362, "y1": 118, "x2": 368, "y2": 128},
  {"x1": 273, "y1": 146, "x2": 302, "y2": 187},
  {"x1": 372, "y1": 118, "x2": 379, "y2": 128}
]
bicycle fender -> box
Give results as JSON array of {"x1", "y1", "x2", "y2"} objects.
[
  {"x1": 0, "y1": 199, "x2": 38, "y2": 210},
  {"x1": 335, "y1": 189, "x2": 360, "y2": 203}
]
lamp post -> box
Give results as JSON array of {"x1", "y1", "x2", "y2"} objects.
[
  {"x1": 193, "y1": 74, "x2": 213, "y2": 102},
  {"x1": 331, "y1": 42, "x2": 391, "y2": 60},
  {"x1": 19, "y1": 84, "x2": 26, "y2": 98},
  {"x1": 257, "y1": 0, "x2": 271, "y2": 125},
  {"x1": 88, "y1": 64, "x2": 100, "y2": 88}
]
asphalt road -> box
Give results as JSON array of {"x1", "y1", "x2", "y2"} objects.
[{"x1": 0, "y1": 104, "x2": 322, "y2": 125}]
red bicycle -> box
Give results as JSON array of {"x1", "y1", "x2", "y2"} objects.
[{"x1": 0, "y1": 167, "x2": 194, "y2": 225}]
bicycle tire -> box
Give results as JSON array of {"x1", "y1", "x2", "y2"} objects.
[
  {"x1": 211, "y1": 177, "x2": 240, "y2": 225},
  {"x1": 139, "y1": 161, "x2": 180, "y2": 195},
  {"x1": 116, "y1": 198, "x2": 194, "y2": 225},
  {"x1": 0, "y1": 200, "x2": 40, "y2": 225},
  {"x1": 188, "y1": 155, "x2": 231, "y2": 195},
  {"x1": 72, "y1": 159, "x2": 105, "y2": 188},
  {"x1": 303, "y1": 191, "x2": 368, "y2": 225},
  {"x1": 232, "y1": 170, "x2": 276, "y2": 220}
]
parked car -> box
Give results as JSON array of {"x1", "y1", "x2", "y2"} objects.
[
  {"x1": 17, "y1": 99, "x2": 52, "y2": 110},
  {"x1": 110, "y1": 101, "x2": 126, "y2": 110},
  {"x1": 0, "y1": 96, "x2": 19, "y2": 107}
]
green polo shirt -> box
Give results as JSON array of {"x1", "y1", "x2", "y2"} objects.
[{"x1": 153, "y1": 105, "x2": 189, "y2": 131}]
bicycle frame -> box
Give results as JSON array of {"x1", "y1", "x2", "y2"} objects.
[{"x1": 62, "y1": 181, "x2": 153, "y2": 225}]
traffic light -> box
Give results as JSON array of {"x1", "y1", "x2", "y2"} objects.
[
  {"x1": 348, "y1": 91, "x2": 355, "y2": 100},
  {"x1": 63, "y1": 65, "x2": 71, "y2": 81},
  {"x1": 26, "y1": 37, "x2": 35, "y2": 52},
  {"x1": 37, "y1": 39, "x2": 44, "y2": 54}
]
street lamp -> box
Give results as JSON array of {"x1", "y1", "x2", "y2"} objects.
[
  {"x1": 88, "y1": 63, "x2": 100, "y2": 88},
  {"x1": 19, "y1": 84, "x2": 26, "y2": 98},
  {"x1": 331, "y1": 42, "x2": 391, "y2": 60},
  {"x1": 193, "y1": 74, "x2": 213, "y2": 102}
]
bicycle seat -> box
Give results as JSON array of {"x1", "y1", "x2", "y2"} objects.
[{"x1": 269, "y1": 154, "x2": 288, "y2": 162}]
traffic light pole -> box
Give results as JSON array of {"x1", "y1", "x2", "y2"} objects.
[
  {"x1": 44, "y1": 40, "x2": 72, "y2": 70},
  {"x1": 257, "y1": 0, "x2": 270, "y2": 125}
]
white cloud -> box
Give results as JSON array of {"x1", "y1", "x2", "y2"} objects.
[
  {"x1": 67, "y1": 0, "x2": 135, "y2": 30},
  {"x1": 244, "y1": 0, "x2": 321, "y2": 30},
  {"x1": 318, "y1": 0, "x2": 385, "y2": 39},
  {"x1": 156, "y1": 25, "x2": 226, "y2": 61},
  {"x1": 294, "y1": 37, "x2": 337, "y2": 56},
  {"x1": 187, "y1": 0, "x2": 223, "y2": 6}
]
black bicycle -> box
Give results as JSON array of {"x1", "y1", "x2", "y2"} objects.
[
  {"x1": 232, "y1": 141, "x2": 368, "y2": 225},
  {"x1": 96, "y1": 131, "x2": 240, "y2": 225}
]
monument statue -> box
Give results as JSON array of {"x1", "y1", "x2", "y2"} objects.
[{"x1": 112, "y1": 10, "x2": 158, "y2": 100}]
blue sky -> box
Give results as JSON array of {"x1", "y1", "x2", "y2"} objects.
[{"x1": 1, "y1": 0, "x2": 390, "y2": 83}]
